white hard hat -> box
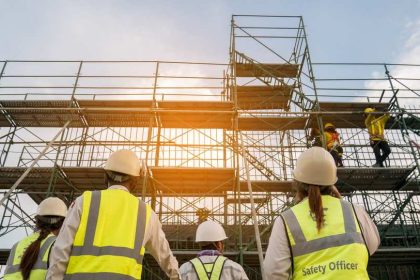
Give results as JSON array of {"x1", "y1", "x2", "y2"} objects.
[
  {"x1": 293, "y1": 147, "x2": 338, "y2": 186},
  {"x1": 104, "y1": 149, "x2": 142, "y2": 177},
  {"x1": 195, "y1": 220, "x2": 228, "y2": 243},
  {"x1": 37, "y1": 197, "x2": 67, "y2": 217}
]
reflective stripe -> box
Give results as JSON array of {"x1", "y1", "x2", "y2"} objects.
[
  {"x1": 341, "y1": 200, "x2": 357, "y2": 233},
  {"x1": 292, "y1": 232, "x2": 365, "y2": 256},
  {"x1": 70, "y1": 191, "x2": 147, "y2": 264},
  {"x1": 281, "y1": 210, "x2": 306, "y2": 243},
  {"x1": 190, "y1": 256, "x2": 227, "y2": 280},
  {"x1": 84, "y1": 191, "x2": 101, "y2": 245},
  {"x1": 5, "y1": 235, "x2": 55, "y2": 275},
  {"x1": 283, "y1": 200, "x2": 365, "y2": 257},
  {"x1": 70, "y1": 245, "x2": 144, "y2": 264},
  {"x1": 64, "y1": 272, "x2": 139, "y2": 280},
  {"x1": 4, "y1": 243, "x2": 17, "y2": 274}
]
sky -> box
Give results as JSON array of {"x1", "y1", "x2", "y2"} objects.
[
  {"x1": 0, "y1": 0, "x2": 420, "y2": 64},
  {"x1": 1, "y1": 0, "x2": 420, "y2": 250}
]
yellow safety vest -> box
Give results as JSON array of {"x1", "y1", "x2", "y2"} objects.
[
  {"x1": 365, "y1": 114, "x2": 390, "y2": 141},
  {"x1": 65, "y1": 190, "x2": 151, "y2": 280},
  {"x1": 281, "y1": 196, "x2": 369, "y2": 280},
  {"x1": 190, "y1": 256, "x2": 227, "y2": 280},
  {"x1": 324, "y1": 132, "x2": 341, "y2": 151},
  {"x1": 4, "y1": 232, "x2": 56, "y2": 280}
]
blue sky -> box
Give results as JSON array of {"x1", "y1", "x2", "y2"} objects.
[{"x1": 0, "y1": 0, "x2": 420, "y2": 63}]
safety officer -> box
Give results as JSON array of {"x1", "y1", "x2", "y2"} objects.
[
  {"x1": 46, "y1": 149, "x2": 180, "y2": 280},
  {"x1": 364, "y1": 107, "x2": 391, "y2": 167},
  {"x1": 264, "y1": 147, "x2": 380, "y2": 279},
  {"x1": 324, "y1": 123, "x2": 344, "y2": 167},
  {"x1": 5, "y1": 197, "x2": 67, "y2": 280},
  {"x1": 179, "y1": 220, "x2": 249, "y2": 280}
]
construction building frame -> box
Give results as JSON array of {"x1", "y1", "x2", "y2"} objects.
[{"x1": 0, "y1": 15, "x2": 419, "y2": 279}]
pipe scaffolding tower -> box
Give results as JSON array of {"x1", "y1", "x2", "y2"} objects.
[{"x1": 0, "y1": 15, "x2": 419, "y2": 279}]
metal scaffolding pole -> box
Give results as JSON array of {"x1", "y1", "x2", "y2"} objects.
[{"x1": 0, "y1": 120, "x2": 71, "y2": 206}]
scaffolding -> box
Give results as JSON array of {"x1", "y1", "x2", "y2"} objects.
[{"x1": 0, "y1": 15, "x2": 419, "y2": 279}]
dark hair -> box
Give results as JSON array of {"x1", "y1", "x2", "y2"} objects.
[
  {"x1": 200, "y1": 242, "x2": 219, "y2": 251},
  {"x1": 293, "y1": 181, "x2": 342, "y2": 233},
  {"x1": 19, "y1": 217, "x2": 64, "y2": 280}
]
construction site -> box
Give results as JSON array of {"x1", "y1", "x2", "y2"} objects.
[{"x1": 0, "y1": 15, "x2": 419, "y2": 279}]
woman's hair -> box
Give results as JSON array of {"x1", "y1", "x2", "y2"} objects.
[
  {"x1": 293, "y1": 181, "x2": 342, "y2": 232},
  {"x1": 19, "y1": 216, "x2": 64, "y2": 280}
]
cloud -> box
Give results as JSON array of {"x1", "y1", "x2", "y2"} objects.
[{"x1": 365, "y1": 19, "x2": 420, "y2": 106}]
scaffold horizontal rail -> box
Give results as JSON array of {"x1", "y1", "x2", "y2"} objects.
[
  {"x1": 238, "y1": 116, "x2": 307, "y2": 130},
  {"x1": 316, "y1": 102, "x2": 390, "y2": 128},
  {"x1": 235, "y1": 63, "x2": 299, "y2": 78}
]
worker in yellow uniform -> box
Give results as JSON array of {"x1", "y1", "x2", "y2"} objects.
[
  {"x1": 179, "y1": 220, "x2": 249, "y2": 280},
  {"x1": 324, "y1": 123, "x2": 344, "y2": 167},
  {"x1": 264, "y1": 147, "x2": 380, "y2": 279},
  {"x1": 5, "y1": 197, "x2": 67, "y2": 280},
  {"x1": 46, "y1": 149, "x2": 180, "y2": 280},
  {"x1": 364, "y1": 107, "x2": 391, "y2": 167}
]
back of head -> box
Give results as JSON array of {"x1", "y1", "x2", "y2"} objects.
[
  {"x1": 104, "y1": 149, "x2": 142, "y2": 183},
  {"x1": 20, "y1": 197, "x2": 67, "y2": 280},
  {"x1": 195, "y1": 220, "x2": 228, "y2": 243},
  {"x1": 293, "y1": 147, "x2": 338, "y2": 233},
  {"x1": 293, "y1": 147, "x2": 337, "y2": 186}
]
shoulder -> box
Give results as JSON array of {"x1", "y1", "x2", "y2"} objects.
[
  {"x1": 223, "y1": 258, "x2": 247, "y2": 273},
  {"x1": 179, "y1": 260, "x2": 194, "y2": 274}
]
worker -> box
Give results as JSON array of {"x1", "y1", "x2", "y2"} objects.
[
  {"x1": 264, "y1": 147, "x2": 380, "y2": 279},
  {"x1": 46, "y1": 149, "x2": 180, "y2": 280},
  {"x1": 4, "y1": 197, "x2": 67, "y2": 280},
  {"x1": 179, "y1": 220, "x2": 249, "y2": 280},
  {"x1": 364, "y1": 107, "x2": 391, "y2": 167},
  {"x1": 324, "y1": 123, "x2": 344, "y2": 167},
  {"x1": 309, "y1": 128, "x2": 322, "y2": 147}
]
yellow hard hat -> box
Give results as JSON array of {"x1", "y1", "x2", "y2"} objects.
[
  {"x1": 324, "y1": 123, "x2": 335, "y2": 129},
  {"x1": 364, "y1": 107, "x2": 375, "y2": 114}
]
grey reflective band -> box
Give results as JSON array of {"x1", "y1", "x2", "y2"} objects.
[
  {"x1": 69, "y1": 190, "x2": 147, "y2": 264},
  {"x1": 291, "y1": 232, "x2": 364, "y2": 256},
  {"x1": 341, "y1": 200, "x2": 357, "y2": 233},
  {"x1": 5, "y1": 235, "x2": 55, "y2": 275},
  {"x1": 281, "y1": 209, "x2": 307, "y2": 243},
  {"x1": 64, "y1": 272, "x2": 140, "y2": 280},
  {"x1": 282, "y1": 200, "x2": 364, "y2": 257}
]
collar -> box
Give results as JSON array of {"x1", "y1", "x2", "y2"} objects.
[
  {"x1": 107, "y1": 185, "x2": 129, "y2": 192},
  {"x1": 197, "y1": 250, "x2": 222, "y2": 257}
]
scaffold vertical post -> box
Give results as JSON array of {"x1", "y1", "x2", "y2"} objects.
[
  {"x1": 0, "y1": 120, "x2": 71, "y2": 206},
  {"x1": 240, "y1": 132, "x2": 266, "y2": 280}
]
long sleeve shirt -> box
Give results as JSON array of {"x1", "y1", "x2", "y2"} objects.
[
  {"x1": 263, "y1": 202, "x2": 380, "y2": 280},
  {"x1": 46, "y1": 185, "x2": 180, "y2": 280},
  {"x1": 365, "y1": 113, "x2": 390, "y2": 141}
]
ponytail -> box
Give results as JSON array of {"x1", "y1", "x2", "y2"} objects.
[
  {"x1": 307, "y1": 186, "x2": 324, "y2": 232},
  {"x1": 19, "y1": 229, "x2": 50, "y2": 280},
  {"x1": 19, "y1": 217, "x2": 64, "y2": 280}
]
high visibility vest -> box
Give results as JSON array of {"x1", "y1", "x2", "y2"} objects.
[
  {"x1": 190, "y1": 256, "x2": 227, "y2": 280},
  {"x1": 4, "y1": 232, "x2": 56, "y2": 280},
  {"x1": 365, "y1": 114, "x2": 390, "y2": 141},
  {"x1": 324, "y1": 132, "x2": 340, "y2": 151},
  {"x1": 281, "y1": 196, "x2": 369, "y2": 280},
  {"x1": 65, "y1": 190, "x2": 151, "y2": 280}
]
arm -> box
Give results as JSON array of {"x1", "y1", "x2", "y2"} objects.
[
  {"x1": 353, "y1": 204, "x2": 380, "y2": 255},
  {"x1": 144, "y1": 210, "x2": 180, "y2": 280},
  {"x1": 263, "y1": 217, "x2": 292, "y2": 280},
  {"x1": 46, "y1": 196, "x2": 83, "y2": 280}
]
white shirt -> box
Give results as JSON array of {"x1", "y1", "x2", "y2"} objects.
[
  {"x1": 46, "y1": 185, "x2": 181, "y2": 280},
  {"x1": 263, "y1": 202, "x2": 380, "y2": 280},
  {"x1": 180, "y1": 254, "x2": 249, "y2": 280}
]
